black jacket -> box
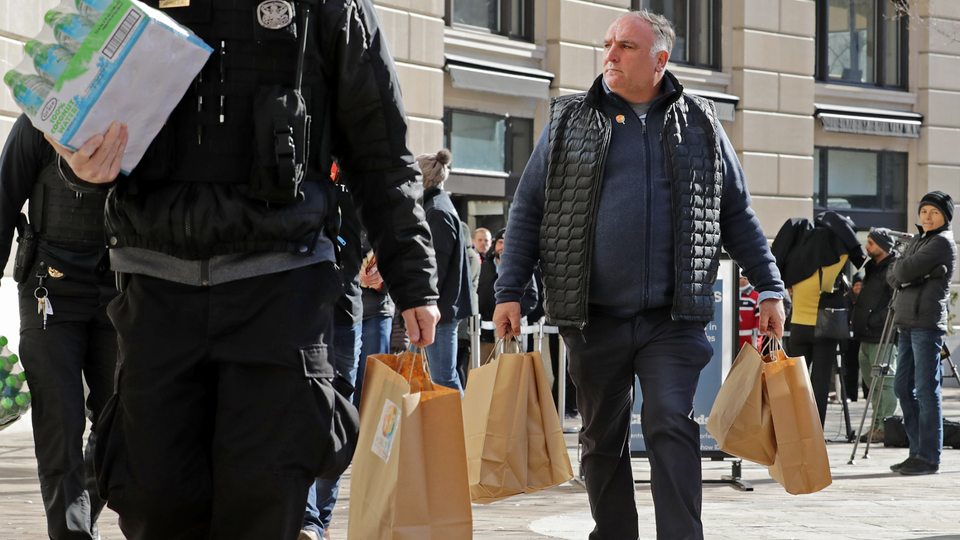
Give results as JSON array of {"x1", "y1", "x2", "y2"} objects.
[
  {"x1": 0, "y1": 115, "x2": 109, "y2": 279},
  {"x1": 852, "y1": 253, "x2": 896, "y2": 343},
  {"x1": 423, "y1": 187, "x2": 473, "y2": 322},
  {"x1": 887, "y1": 224, "x2": 957, "y2": 332},
  {"x1": 478, "y1": 253, "x2": 537, "y2": 341},
  {"x1": 333, "y1": 184, "x2": 363, "y2": 327},
  {"x1": 62, "y1": 0, "x2": 437, "y2": 312}
]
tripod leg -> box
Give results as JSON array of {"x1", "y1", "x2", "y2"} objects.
[{"x1": 835, "y1": 348, "x2": 855, "y2": 441}]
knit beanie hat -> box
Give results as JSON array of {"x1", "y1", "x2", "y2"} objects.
[
  {"x1": 868, "y1": 227, "x2": 894, "y2": 254},
  {"x1": 417, "y1": 148, "x2": 452, "y2": 189},
  {"x1": 919, "y1": 190, "x2": 954, "y2": 223}
]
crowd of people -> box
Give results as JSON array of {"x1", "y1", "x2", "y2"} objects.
[{"x1": 0, "y1": 4, "x2": 954, "y2": 540}]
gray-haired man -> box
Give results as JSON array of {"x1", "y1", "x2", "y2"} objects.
[{"x1": 493, "y1": 11, "x2": 785, "y2": 540}]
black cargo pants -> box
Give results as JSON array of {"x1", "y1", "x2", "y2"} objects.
[
  {"x1": 18, "y1": 263, "x2": 118, "y2": 540},
  {"x1": 561, "y1": 307, "x2": 713, "y2": 540},
  {"x1": 94, "y1": 263, "x2": 359, "y2": 540}
]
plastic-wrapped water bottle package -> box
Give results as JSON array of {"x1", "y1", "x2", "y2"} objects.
[
  {"x1": 0, "y1": 336, "x2": 30, "y2": 432},
  {"x1": 3, "y1": 0, "x2": 212, "y2": 173}
]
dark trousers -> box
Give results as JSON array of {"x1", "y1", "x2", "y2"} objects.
[
  {"x1": 562, "y1": 308, "x2": 712, "y2": 540},
  {"x1": 787, "y1": 324, "x2": 838, "y2": 426},
  {"x1": 842, "y1": 339, "x2": 861, "y2": 401},
  {"x1": 97, "y1": 264, "x2": 351, "y2": 540},
  {"x1": 18, "y1": 268, "x2": 118, "y2": 540}
]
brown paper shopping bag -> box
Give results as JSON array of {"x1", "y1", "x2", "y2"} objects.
[
  {"x1": 763, "y1": 346, "x2": 833, "y2": 495},
  {"x1": 706, "y1": 343, "x2": 777, "y2": 465},
  {"x1": 348, "y1": 351, "x2": 472, "y2": 540},
  {"x1": 462, "y1": 340, "x2": 573, "y2": 504}
]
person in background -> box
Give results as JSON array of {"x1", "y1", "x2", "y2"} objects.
[
  {"x1": 852, "y1": 228, "x2": 898, "y2": 444},
  {"x1": 419, "y1": 149, "x2": 475, "y2": 392},
  {"x1": 773, "y1": 211, "x2": 864, "y2": 426},
  {"x1": 473, "y1": 227, "x2": 492, "y2": 269},
  {"x1": 457, "y1": 221, "x2": 480, "y2": 389},
  {"x1": 738, "y1": 274, "x2": 760, "y2": 350},
  {"x1": 479, "y1": 229, "x2": 537, "y2": 361},
  {"x1": 0, "y1": 115, "x2": 117, "y2": 540},
  {"x1": 887, "y1": 191, "x2": 957, "y2": 476},
  {"x1": 841, "y1": 273, "x2": 863, "y2": 402},
  {"x1": 353, "y1": 233, "x2": 396, "y2": 407},
  {"x1": 301, "y1": 170, "x2": 363, "y2": 540}
]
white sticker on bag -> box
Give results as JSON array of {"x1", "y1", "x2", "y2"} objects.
[{"x1": 372, "y1": 399, "x2": 400, "y2": 463}]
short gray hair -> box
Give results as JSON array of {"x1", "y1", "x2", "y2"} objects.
[{"x1": 615, "y1": 10, "x2": 676, "y2": 58}]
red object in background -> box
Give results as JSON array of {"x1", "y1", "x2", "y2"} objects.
[
  {"x1": 331, "y1": 163, "x2": 339, "y2": 181},
  {"x1": 739, "y1": 288, "x2": 760, "y2": 350}
]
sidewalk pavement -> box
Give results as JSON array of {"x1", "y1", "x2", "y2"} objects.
[{"x1": 2, "y1": 376, "x2": 958, "y2": 539}]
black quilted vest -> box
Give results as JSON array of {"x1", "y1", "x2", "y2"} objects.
[{"x1": 540, "y1": 78, "x2": 722, "y2": 327}]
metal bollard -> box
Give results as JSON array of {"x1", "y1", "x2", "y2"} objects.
[{"x1": 469, "y1": 315, "x2": 481, "y2": 370}]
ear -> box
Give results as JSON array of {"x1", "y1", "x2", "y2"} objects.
[{"x1": 655, "y1": 50, "x2": 669, "y2": 72}]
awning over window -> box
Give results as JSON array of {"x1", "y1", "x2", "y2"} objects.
[
  {"x1": 445, "y1": 54, "x2": 554, "y2": 100},
  {"x1": 684, "y1": 88, "x2": 739, "y2": 122},
  {"x1": 815, "y1": 103, "x2": 922, "y2": 138}
]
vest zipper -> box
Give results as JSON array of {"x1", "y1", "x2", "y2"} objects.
[
  {"x1": 580, "y1": 115, "x2": 612, "y2": 330},
  {"x1": 642, "y1": 116, "x2": 652, "y2": 308}
]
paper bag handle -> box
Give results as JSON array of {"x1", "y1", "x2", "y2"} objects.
[{"x1": 396, "y1": 344, "x2": 433, "y2": 384}]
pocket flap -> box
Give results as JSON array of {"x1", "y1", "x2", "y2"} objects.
[{"x1": 301, "y1": 344, "x2": 333, "y2": 378}]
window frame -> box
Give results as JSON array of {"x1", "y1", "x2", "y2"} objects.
[
  {"x1": 632, "y1": 0, "x2": 722, "y2": 70},
  {"x1": 442, "y1": 108, "x2": 535, "y2": 180},
  {"x1": 813, "y1": 146, "x2": 909, "y2": 231},
  {"x1": 444, "y1": 0, "x2": 534, "y2": 42},
  {"x1": 815, "y1": 0, "x2": 909, "y2": 90}
]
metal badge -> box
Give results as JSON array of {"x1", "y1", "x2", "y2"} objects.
[
  {"x1": 159, "y1": 0, "x2": 191, "y2": 7},
  {"x1": 257, "y1": 0, "x2": 295, "y2": 30},
  {"x1": 48, "y1": 267, "x2": 65, "y2": 278}
]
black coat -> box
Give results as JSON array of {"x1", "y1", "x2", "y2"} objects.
[
  {"x1": 887, "y1": 225, "x2": 957, "y2": 332},
  {"x1": 852, "y1": 253, "x2": 896, "y2": 343},
  {"x1": 478, "y1": 253, "x2": 537, "y2": 340},
  {"x1": 423, "y1": 187, "x2": 474, "y2": 322}
]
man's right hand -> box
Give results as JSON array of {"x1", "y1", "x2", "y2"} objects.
[
  {"x1": 493, "y1": 302, "x2": 521, "y2": 339},
  {"x1": 45, "y1": 121, "x2": 128, "y2": 184}
]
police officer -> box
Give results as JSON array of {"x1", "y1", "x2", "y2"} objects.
[
  {"x1": 0, "y1": 114, "x2": 117, "y2": 540},
  {"x1": 47, "y1": 0, "x2": 441, "y2": 537}
]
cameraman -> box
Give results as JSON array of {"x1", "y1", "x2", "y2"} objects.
[
  {"x1": 887, "y1": 191, "x2": 957, "y2": 476},
  {"x1": 852, "y1": 228, "x2": 898, "y2": 443}
]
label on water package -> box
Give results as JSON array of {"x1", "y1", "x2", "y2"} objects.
[{"x1": 372, "y1": 399, "x2": 400, "y2": 464}]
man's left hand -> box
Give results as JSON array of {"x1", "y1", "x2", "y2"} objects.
[
  {"x1": 758, "y1": 298, "x2": 786, "y2": 339},
  {"x1": 45, "y1": 122, "x2": 128, "y2": 185}
]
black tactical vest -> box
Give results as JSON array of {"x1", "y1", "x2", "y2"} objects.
[
  {"x1": 541, "y1": 89, "x2": 723, "y2": 327},
  {"x1": 30, "y1": 161, "x2": 108, "y2": 246},
  {"x1": 136, "y1": 0, "x2": 330, "y2": 185}
]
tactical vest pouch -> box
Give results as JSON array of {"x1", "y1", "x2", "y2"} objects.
[
  {"x1": 248, "y1": 85, "x2": 311, "y2": 203},
  {"x1": 13, "y1": 214, "x2": 37, "y2": 284}
]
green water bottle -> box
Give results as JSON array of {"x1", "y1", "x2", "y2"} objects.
[
  {"x1": 24, "y1": 39, "x2": 74, "y2": 84},
  {"x1": 14, "y1": 392, "x2": 31, "y2": 409},
  {"x1": 3, "y1": 372, "x2": 26, "y2": 393},
  {"x1": 0, "y1": 396, "x2": 17, "y2": 419},
  {"x1": 76, "y1": 0, "x2": 113, "y2": 23},
  {"x1": 0, "y1": 354, "x2": 18, "y2": 380},
  {"x1": 46, "y1": 10, "x2": 95, "y2": 54},
  {"x1": 3, "y1": 71, "x2": 53, "y2": 116},
  {"x1": 0, "y1": 336, "x2": 8, "y2": 349}
]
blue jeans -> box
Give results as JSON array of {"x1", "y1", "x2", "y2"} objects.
[
  {"x1": 354, "y1": 315, "x2": 393, "y2": 407},
  {"x1": 423, "y1": 320, "x2": 463, "y2": 393},
  {"x1": 894, "y1": 328, "x2": 944, "y2": 465},
  {"x1": 303, "y1": 323, "x2": 362, "y2": 535}
]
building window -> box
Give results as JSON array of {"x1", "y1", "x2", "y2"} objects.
[
  {"x1": 443, "y1": 110, "x2": 534, "y2": 178},
  {"x1": 447, "y1": 0, "x2": 533, "y2": 41},
  {"x1": 816, "y1": 0, "x2": 907, "y2": 89},
  {"x1": 814, "y1": 147, "x2": 908, "y2": 230},
  {"x1": 633, "y1": 0, "x2": 721, "y2": 69}
]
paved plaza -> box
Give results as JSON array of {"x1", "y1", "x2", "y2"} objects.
[{"x1": 2, "y1": 374, "x2": 958, "y2": 539}]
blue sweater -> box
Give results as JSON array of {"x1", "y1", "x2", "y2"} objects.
[{"x1": 495, "y1": 77, "x2": 784, "y2": 316}]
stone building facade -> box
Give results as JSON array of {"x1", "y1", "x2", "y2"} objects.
[{"x1": 2, "y1": 0, "x2": 959, "y2": 263}]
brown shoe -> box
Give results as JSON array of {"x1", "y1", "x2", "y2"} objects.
[{"x1": 870, "y1": 428, "x2": 885, "y2": 443}]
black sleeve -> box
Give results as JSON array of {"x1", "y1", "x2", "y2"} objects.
[
  {"x1": 890, "y1": 235, "x2": 953, "y2": 285},
  {"x1": 425, "y1": 207, "x2": 456, "y2": 292},
  {"x1": 0, "y1": 115, "x2": 47, "y2": 270},
  {"x1": 322, "y1": 0, "x2": 439, "y2": 313}
]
